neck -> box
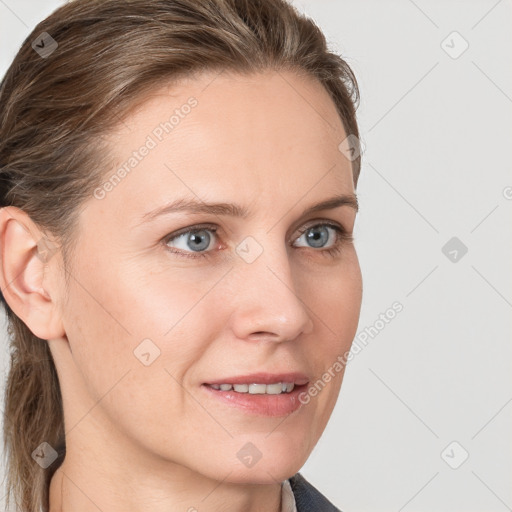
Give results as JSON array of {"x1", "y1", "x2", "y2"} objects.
[{"x1": 49, "y1": 457, "x2": 283, "y2": 512}]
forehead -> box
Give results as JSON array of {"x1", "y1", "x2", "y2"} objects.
[
  {"x1": 125, "y1": 67, "x2": 347, "y2": 132},
  {"x1": 97, "y1": 69, "x2": 354, "y2": 219}
]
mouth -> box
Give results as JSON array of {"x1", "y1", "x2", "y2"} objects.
[
  {"x1": 204, "y1": 381, "x2": 305, "y2": 395},
  {"x1": 200, "y1": 372, "x2": 310, "y2": 416}
]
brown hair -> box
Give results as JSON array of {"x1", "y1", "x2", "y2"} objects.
[{"x1": 0, "y1": 0, "x2": 361, "y2": 510}]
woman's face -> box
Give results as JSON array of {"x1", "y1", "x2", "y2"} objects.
[{"x1": 52, "y1": 69, "x2": 362, "y2": 484}]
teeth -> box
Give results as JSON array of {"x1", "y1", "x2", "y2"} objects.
[
  {"x1": 208, "y1": 382, "x2": 295, "y2": 394},
  {"x1": 265, "y1": 383, "x2": 284, "y2": 395},
  {"x1": 248, "y1": 383, "x2": 267, "y2": 394}
]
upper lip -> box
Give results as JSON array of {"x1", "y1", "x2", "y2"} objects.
[{"x1": 204, "y1": 372, "x2": 310, "y2": 386}]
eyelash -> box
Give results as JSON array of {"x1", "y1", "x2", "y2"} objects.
[{"x1": 162, "y1": 221, "x2": 353, "y2": 260}]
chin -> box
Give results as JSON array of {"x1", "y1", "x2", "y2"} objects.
[
  {"x1": 221, "y1": 462, "x2": 304, "y2": 485},
  {"x1": 215, "y1": 445, "x2": 308, "y2": 485}
]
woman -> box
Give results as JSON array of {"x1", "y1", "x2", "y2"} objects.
[{"x1": 0, "y1": 0, "x2": 363, "y2": 510}]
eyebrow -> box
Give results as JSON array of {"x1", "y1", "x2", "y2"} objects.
[{"x1": 139, "y1": 193, "x2": 358, "y2": 224}]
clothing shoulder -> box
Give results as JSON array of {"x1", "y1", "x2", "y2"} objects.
[{"x1": 288, "y1": 472, "x2": 342, "y2": 512}]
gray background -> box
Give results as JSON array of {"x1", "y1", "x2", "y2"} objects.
[{"x1": 1, "y1": 1, "x2": 511, "y2": 511}]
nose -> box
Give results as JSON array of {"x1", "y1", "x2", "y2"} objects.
[{"x1": 227, "y1": 239, "x2": 315, "y2": 343}]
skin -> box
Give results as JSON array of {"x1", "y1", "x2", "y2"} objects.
[{"x1": 0, "y1": 69, "x2": 362, "y2": 512}]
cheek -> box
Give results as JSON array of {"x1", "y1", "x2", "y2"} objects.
[
  {"x1": 305, "y1": 252, "x2": 362, "y2": 344},
  {"x1": 299, "y1": 254, "x2": 362, "y2": 423},
  {"x1": 60, "y1": 265, "x2": 213, "y2": 454}
]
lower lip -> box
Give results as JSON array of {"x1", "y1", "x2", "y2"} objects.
[{"x1": 200, "y1": 383, "x2": 309, "y2": 417}]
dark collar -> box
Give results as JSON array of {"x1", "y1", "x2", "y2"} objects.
[{"x1": 288, "y1": 472, "x2": 342, "y2": 512}]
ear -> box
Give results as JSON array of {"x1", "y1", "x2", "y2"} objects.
[{"x1": 0, "y1": 206, "x2": 65, "y2": 340}]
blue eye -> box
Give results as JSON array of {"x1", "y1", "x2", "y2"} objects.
[
  {"x1": 163, "y1": 222, "x2": 352, "y2": 259},
  {"x1": 164, "y1": 225, "x2": 218, "y2": 256},
  {"x1": 294, "y1": 224, "x2": 340, "y2": 250}
]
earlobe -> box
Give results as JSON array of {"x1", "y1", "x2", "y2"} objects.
[{"x1": 0, "y1": 206, "x2": 65, "y2": 340}]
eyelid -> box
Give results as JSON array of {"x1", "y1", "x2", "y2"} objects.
[
  {"x1": 295, "y1": 219, "x2": 348, "y2": 235},
  {"x1": 163, "y1": 222, "x2": 218, "y2": 240},
  {"x1": 164, "y1": 218, "x2": 349, "y2": 239}
]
